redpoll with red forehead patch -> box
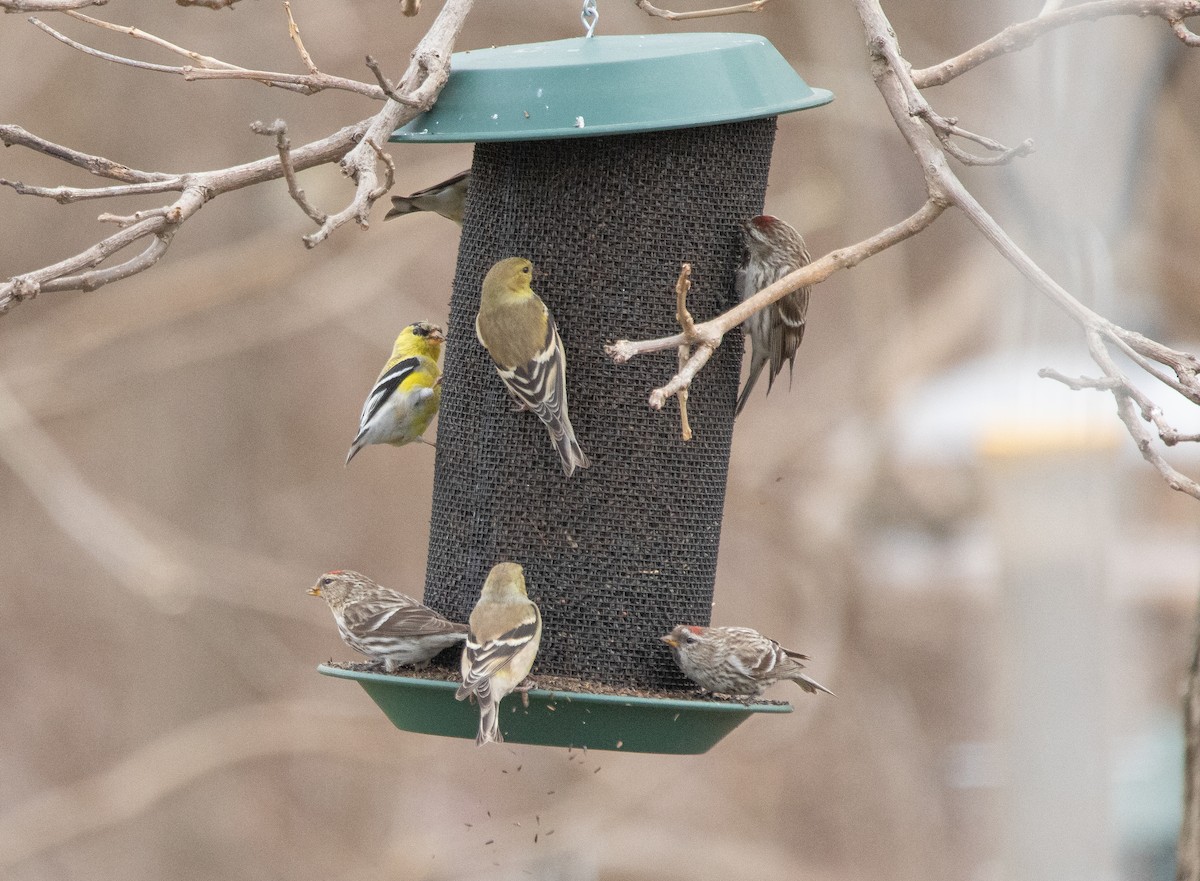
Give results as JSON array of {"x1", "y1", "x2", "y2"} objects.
[
  {"x1": 309, "y1": 570, "x2": 468, "y2": 672},
  {"x1": 661, "y1": 624, "x2": 833, "y2": 699},
  {"x1": 736, "y1": 214, "x2": 812, "y2": 415}
]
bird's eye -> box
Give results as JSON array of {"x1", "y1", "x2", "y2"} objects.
[
  {"x1": 320, "y1": 577, "x2": 333, "y2": 587},
  {"x1": 521, "y1": 265, "x2": 530, "y2": 274},
  {"x1": 684, "y1": 633, "x2": 697, "y2": 644}
]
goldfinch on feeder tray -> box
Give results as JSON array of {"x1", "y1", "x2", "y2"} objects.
[
  {"x1": 345, "y1": 321, "x2": 444, "y2": 465},
  {"x1": 475, "y1": 257, "x2": 591, "y2": 477},
  {"x1": 457, "y1": 562, "x2": 543, "y2": 746}
]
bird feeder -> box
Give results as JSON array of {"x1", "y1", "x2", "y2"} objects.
[{"x1": 319, "y1": 31, "x2": 832, "y2": 753}]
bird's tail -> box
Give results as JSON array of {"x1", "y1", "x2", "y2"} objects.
[
  {"x1": 476, "y1": 693, "x2": 503, "y2": 746},
  {"x1": 791, "y1": 672, "x2": 835, "y2": 697},
  {"x1": 549, "y1": 419, "x2": 591, "y2": 478},
  {"x1": 384, "y1": 196, "x2": 418, "y2": 220},
  {"x1": 735, "y1": 357, "x2": 768, "y2": 417},
  {"x1": 345, "y1": 432, "x2": 368, "y2": 466},
  {"x1": 458, "y1": 678, "x2": 503, "y2": 745}
]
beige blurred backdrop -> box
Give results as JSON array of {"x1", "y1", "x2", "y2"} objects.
[{"x1": 2, "y1": 2, "x2": 1198, "y2": 880}]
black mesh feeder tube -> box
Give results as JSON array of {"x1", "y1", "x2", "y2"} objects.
[{"x1": 318, "y1": 33, "x2": 832, "y2": 753}]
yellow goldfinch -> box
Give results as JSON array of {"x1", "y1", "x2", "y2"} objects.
[
  {"x1": 475, "y1": 257, "x2": 591, "y2": 477},
  {"x1": 456, "y1": 561, "x2": 542, "y2": 746},
  {"x1": 384, "y1": 170, "x2": 470, "y2": 225},
  {"x1": 345, "y1": 321, "x2": 444, "y2": 465}
]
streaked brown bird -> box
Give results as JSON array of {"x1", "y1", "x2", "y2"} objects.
[
  {"x1": 735, "y1": 214, "x2": 812, "y2": 415},
  {"x1": 309, "y1": 570, "x2": 468, "y2": 672},
  {"x1": 661, "y1": 624, "x2": 833, "y2": 700}
]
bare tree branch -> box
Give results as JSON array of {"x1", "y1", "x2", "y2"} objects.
[
  {"x1": 1182, "y1": 602, "x2": 1200, "y2": 881},
  {"x1": 250, "y1": 118, "x2": 327, "y2": 225},
  {"x1": 613, "y1": 0, "x2": 1200, "y2": 501},
  {"x1": 912, "y1": 0, "x2": 1200, "y2": 89},
  {"x1": 0, "y1": 123, "x2": 172, "y2": 183},
  {"x1": 175, "y1": 0, "x2": 243, "y2": 7},
  {"x1": 32, "y1": 14, "x2": 383, "y2": 98},
  {"x1": 606, "y1": 200, "x2": 946, "y2": 392},
  {"x1": 634, "y1": 0, "x2": 772, "y2": 20},
  {"x1": 671, "y1": 264, "x2": 696, "y2": 436},
  {"x1": 0, "y1": 0, "x2": 104, "y2": 11},
  {"x1": 1, "y1": 0, "x2": 476, "y2": 312},
  {"x1": 0, "y1": 122, "x2": 365, "y2": 312},
  {"x1": 0, "y1": 701, "x2": 401, "y2": 872}
]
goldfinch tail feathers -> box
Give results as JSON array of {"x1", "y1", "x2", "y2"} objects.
[
  {"x1": 499, "y1": 323, "x2": 590, "y2": 476},
  {"x1": 345, "y1": 430, "x2": 369, "y2": 465},
  {"x1": 384, "y1": 196, "x2": 419, "y2": 220},
  {"x1": 455, "y1": 672, "x2": 503, "y2": 745}
]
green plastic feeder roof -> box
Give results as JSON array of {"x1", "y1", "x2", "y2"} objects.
[
  {"x1": 390, "y1": 33, "x2": 833, "y2": 143},
  {"x1": 318, "y1": 665, "x2": 792, "y2": 754}
]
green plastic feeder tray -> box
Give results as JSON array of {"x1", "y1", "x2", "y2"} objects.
[
  {"x1": 391, "y1": 32, "x2": 833, "y2": 142},
  {"x1": 318, "y1": 665, "x2": 792, "y2": 754}
]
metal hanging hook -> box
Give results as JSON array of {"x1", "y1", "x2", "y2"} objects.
[{"x1": 581, "y1": 0, "x2": 599, "y2": 37}]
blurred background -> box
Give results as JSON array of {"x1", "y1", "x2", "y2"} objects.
[{"x1": 1, "y1": 1, "x2": 1198, "y2": 879}]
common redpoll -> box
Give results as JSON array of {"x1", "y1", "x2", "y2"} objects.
[
  {"x1": 661, "y1": 625, "x2": 833, "y2": 700},
  {"x1": 346, "y1": 321, "x2": 444, "y2": 465},
  {"x1": 476, "y1": 257, "x2": 591, "y2": 477},
  {"x1": 735, "y1": 214, "x2": 812, "y2": 415},
  {"x1": 456, "y1": 562, "x2": 543, "y2": 746},
  {"x1": 384, "y1": 170, "x2": 469, "y2": 225},
  {"x1": 309, "y1": 570, "x2": 468, "y2": 672}
]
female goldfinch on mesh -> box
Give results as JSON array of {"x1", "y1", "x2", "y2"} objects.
[
  {"x1": 475, "y1": 257, "x2": 590, "y2": 477},
  {"x1": 456, "y1": 561, "x2": 542, "y2": 746},
  {"x1": 345, "y1": 321, "x2": 445, "y2": 465}
]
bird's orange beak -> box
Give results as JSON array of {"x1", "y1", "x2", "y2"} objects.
[
  {"x1": 308, "y1": 586, "x2": 322, "y2": 597},
  {"x1": 430, "y1": 327, "x2": 446, "y2": 343},
  {"x1": 660, "y1": 634, "x2": 679, "y2": 648}
]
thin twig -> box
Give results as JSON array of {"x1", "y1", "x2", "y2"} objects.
[
  {"x1": 1, "y1": 0, "x2": 475, "y2": 313},
  {"x1": 365, "y1": 139, "x2": 396, "y2": 200},
  {"x1": 674, "y1": 264, "x2": 695, "y2": 438},
  {"x1": 250, "y1": 119, "x2": 327, "y2": 225},
  {"x1": 0, "y1": 121, "x2": 370, "y2": 313},
  {"x1": 912, "y1": 0, "x2": 1200, "y2": 88},
  {"x1": 634, "y1": 0, "x2": 771, "y2": 20},
  {"x1": 1172, "y1": 16, "x2": 1200, "y2": 44},
  {"x1": 30, "y1": 15, "x2": 382, "y2": 98},
  {"x1": 364, "y1": 55, "x2": 424, "y2": 107},
  {"x1": 175, "y1": 0, "x2": 243, "y2": 8},
  {"x1": 0, "y1": 124, "x2": 173, "y2": 183},
  {"x1": 606, "y1": 201, "x2": 944, "y2": 365},
  {"x1": 64, "y1": 9, "x2": 242, "y2": 71},
  {"x1": 283, "y1": 0, "x2": 318, "y2": 74},
  {"x1": 0, "y1": 0, "x2": 105, "y2": 11}
]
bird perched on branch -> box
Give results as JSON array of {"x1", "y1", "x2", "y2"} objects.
[
  {"x1": 476, "y1": 257, "x2": 591, "y2": 477},
  {"x1": 345, "y1": 321, "x2": 444, "y2": 465},
  {"x1": 457, "y1": 562, "x2": 543, "y2": 746},
  {"x1": 309, "y1": 570, "x2": 468, "y2": 672},
  {"x1": 661, "y1": 624, "x2": 833, "y2": 700},
  {"x1": 384, "y1": 170, "x2": 470, "y2": 225},
  {"x1": 736, "y1": 214, "x2": 813, "y2": 415}
]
